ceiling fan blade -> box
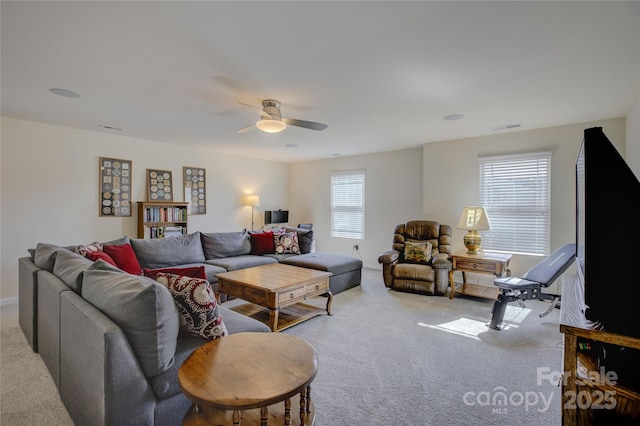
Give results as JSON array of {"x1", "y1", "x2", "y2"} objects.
[
  {"x1": 283, "y1": 118, "x2": 328, "y2": 131},
  {"x1": 239, "y1": 103, "x2": 272, "y2": 118},
  {"x1": 236, "y1": 123, "x2": 255, "y2": 134}
]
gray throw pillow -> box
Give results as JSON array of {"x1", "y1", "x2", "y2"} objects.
[
  {"x1": 130, "y1": 232, "x2": 205, "y2": 269},
  {"x1": 200, "y1": 230, "x2": 251, "y2": 259},
  {"x1": 82, "y1": 261, "x2": 180, "y2": 378},
  {"x1": 34, "y1": 243, "x2": 64, "y2": 272},
  {"x1": 52, "y1": 249, "x2": 93, "y2": 293}
]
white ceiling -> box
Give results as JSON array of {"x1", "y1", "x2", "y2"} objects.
[{"x1": 2, "y1": 1, "x2": 639, "y2": 163}]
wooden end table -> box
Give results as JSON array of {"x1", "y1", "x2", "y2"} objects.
[
  {"x1": 179, "y1": 332, "x2": 318, "y2": 426},
  {"x1": 216, "y1": 263, "x2": 333, "y2": 332},
  {"x1": 448, "y1": 250, "x2": 512, "y2": 300}
]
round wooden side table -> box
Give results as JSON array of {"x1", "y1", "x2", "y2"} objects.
[{"x1": 178, "y1": 332, "x2": 318, "y2": 426}]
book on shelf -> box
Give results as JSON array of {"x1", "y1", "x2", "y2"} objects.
[{"x1": 164, "y1": 226, "x2": 184, "y2": 238}]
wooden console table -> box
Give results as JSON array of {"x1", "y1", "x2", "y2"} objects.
[
  {"x1": 448, "y1": 251, "x2": 511, "y2": 300},
  {"x1": 560, "y1": 274, "x2": 640, "y2": 425}
]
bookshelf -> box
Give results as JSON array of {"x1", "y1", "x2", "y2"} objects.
[{"x1": 137, "y1": 201, "x2": 188, "y2": 239}]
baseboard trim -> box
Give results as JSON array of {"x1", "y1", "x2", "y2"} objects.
[
  {"x1": 0, "y1": 297, "x2": 18, "y2": 307},
  {"x1": 363, "y1": 264, "x2": 381, "y2": 271}
]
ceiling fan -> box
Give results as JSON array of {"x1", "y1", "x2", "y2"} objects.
[{"x1": 237, "y1": 99, "x2": 328, "y2": 134}]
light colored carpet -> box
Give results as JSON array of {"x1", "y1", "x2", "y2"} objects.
[{"x1": 0, "y1": 269, "x2": 563, "y2": 425}]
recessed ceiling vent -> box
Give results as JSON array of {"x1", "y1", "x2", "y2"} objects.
[{"x1": 490, "y1": 123, "x2": 522, "y2": 131}]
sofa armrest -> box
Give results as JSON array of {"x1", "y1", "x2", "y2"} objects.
[
  {"x1": 60, "y1": 291, "x2": 157, "y2": 426},
  {"x1": 378, "y1": 250, "x2": 400, "y2": 264},
  {"x1": 18, "y1": 256, "x2": 41, "y2": 352},
  {"x1": 378, "y1": 250, "x2": 399, "y2": 288}
]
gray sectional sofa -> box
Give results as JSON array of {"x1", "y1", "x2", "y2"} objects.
[{"x1": 18, "y1": 227, "x2": 362, "y2": 426}]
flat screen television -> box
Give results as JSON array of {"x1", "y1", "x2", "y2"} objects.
[
  {"x1": 264, "y1": 210, "x2": 289, "y2": 225},
  {"x1": 576, "y1": 127, "x2": 640, "y2": 338}
]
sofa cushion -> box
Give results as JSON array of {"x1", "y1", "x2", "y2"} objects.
[
  {"x1": 283, "y1": 226, "x2": 314, "y2": 254},
  {"x1": 200, "y1": 230, "x2": 251, "y2": 259},
  {"x1": 156, "y1": 273, "x2": 227, "y2": 340},
  {"x1": 82, "y1": 261, "x2": 180, "y2": 378},
  {"x1": 34, "y1": 243, "x2": 64, "y2": 272},
  {"x1": 205, "y1": 255, "x2": 277, "y2": 272},
  {"x1": 103, "y1": 243, "x2": 143, "y2": 275},
  {"x1": 149, "y1": 332, "x2": 205, "y2": 399},
  {"x1": 249, "y1": 231, "x2": 275, "y2": 255},
  {"x1": 149, "y1": 310, "x2": 270, "y2": 399},
  {"x1": 52, "y1": 249, "x2": 93, "y2": 293},
  {"x1": 130, "y1": 232, "x2": 205, "y2": 269},
  {"x1": 143, "y1": 265, "x2": 207, "y2": 281},
  {"x1": 101, "y1": 235, "x2": 130, "y2": 246},
  {"x1": 85, "y1": 251, "x2": 117, "y2": 266},
  {"x1": 404, "y1": 241, "x2": 432, "y2": 264},
  {"x1": 274, "y1": 232, "x2": 300, "y2": 254}
]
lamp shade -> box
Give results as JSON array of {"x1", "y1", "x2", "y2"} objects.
[
  {"x1": 457, "y1": 206, "x2": 491, "y2": 231},
  {"x1": 245, "y1": 195, "x2": 261, "y2": 207}
]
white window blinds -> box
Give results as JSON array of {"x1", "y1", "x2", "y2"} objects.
[
  {"x1": 479, "y1": 152, "x2": 551, "y2": 256},
  {"x1": 331, "y1": 170, "x2": 365, "y2": 239}
]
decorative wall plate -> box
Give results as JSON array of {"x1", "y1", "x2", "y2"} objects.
[
  {"x1": 99, "y1": 157, "x2": 132, "y2": 217},
  {"x1": 147, "y1": 169, "x2": 173, "y2": 202},
  {"x1": 183, "y1": 166, "x2": 206, "y2": 214}
]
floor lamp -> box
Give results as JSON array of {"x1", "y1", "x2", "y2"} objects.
[{"x1": 245, "y1": 195, "x2": 260, "y2": 230}]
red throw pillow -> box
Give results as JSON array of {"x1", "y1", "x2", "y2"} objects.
[
  {"x1": 143, "y1": 266, "x2": 207, "y2": 281},
  {"x1": 103, "y1": 243, "x2": 143, "y2": 275},
  {"x1": 249, "y1": 231, "x2": 275, "y2": 255},
  {"x1": 86, "y1": 251, "x2": 117, "y2": 267}
]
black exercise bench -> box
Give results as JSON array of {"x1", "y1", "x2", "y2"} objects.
[{"x1": 489, "y1": 243, "x2": 576, "y2": 330}]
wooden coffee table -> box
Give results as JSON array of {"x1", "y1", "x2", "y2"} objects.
[
  {"x1": 179, "y1": 332, "x2": 318, "y2": 426},
  {"x1": 216, "y1": 263, "x2": 333, "y2": 332}
]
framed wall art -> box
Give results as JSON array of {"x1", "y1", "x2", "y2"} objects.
[
  {"x1": 99, "y1": 157, "x2": 132, "y2": 217},
  {"x1": 183, "y1": 166, "x2": 206, "y2": 214},
  {"x1": 147, "y1": 169, "x2": 173, "y2": 201}
]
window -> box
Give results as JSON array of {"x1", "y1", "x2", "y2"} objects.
[
  {"x1": 479, "y1": 152, "x2": 551, "y2": 256},
  {"x1": 331, "y1": 170, "x2": 365, "y2": 239}
]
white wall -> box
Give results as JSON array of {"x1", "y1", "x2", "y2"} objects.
[
  {"x1": 422, "y1": 118, "x2": 626, "y2": 289},
  {"x1": 288, "y1": 147, "x2": 423, "y2": 269},
  {"x1": 2, "y1": 115, "x2": 632, "y2": 302},
  {"x1": 287, "y1": 118, "x2": 627, "y2": 282},
  {"x1": 0, "y1": 117, "x2": 288, "y2": 301}
]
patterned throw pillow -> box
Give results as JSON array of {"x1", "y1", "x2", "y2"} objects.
[
  {"x1": 155, "y1": 272, "x2": 227, "y2": 340},
  {"x1": 274, "y1": 232, "x2": 300, "y2": 254},
  {"x1": 404, "y1": 241, "x2": 432, "y2": 264},
  {"x1": 75, "y1": 242, "x2": 102, "y2": 256}
]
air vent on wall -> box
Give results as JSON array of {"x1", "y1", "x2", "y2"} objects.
[
  {"x1": 99, "y1": 124, "x2": 124, "y2": 131},
  {"x1": 490, "y1": 124, "x2": 522, "y2": 131}
]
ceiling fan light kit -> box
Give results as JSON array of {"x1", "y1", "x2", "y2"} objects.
[
  {"x1": 237, "y1": 99, "x2": 327, "y2": 134},
  {"x1": 256, "y1": 118, "x2": 287, "y2": 133}
]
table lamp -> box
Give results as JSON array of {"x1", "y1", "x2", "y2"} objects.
[{"x1": 457, "y1": 206, "x2": 491, "y2": 255}]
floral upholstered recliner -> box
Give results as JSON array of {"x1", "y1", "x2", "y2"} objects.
[{"x1": 378, "y1": 220, "x2": 453, "y2": 296}]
